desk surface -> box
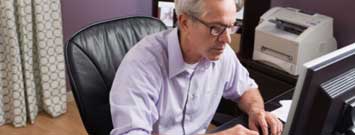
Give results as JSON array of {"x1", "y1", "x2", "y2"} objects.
[{"x1": 212, "y1": 88, "x2": 294, "y2": 132}]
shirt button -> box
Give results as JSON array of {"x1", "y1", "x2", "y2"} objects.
[
  {"x1": 186, "y1": 115, "x2": 191, "y2": 121},
  {"x1": 191, "y1": 94, "x2": 196, "y2": 100}
]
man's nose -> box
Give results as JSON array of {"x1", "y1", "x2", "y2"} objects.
[{"x1": 217, "y1": 29, "x2": 231, "y2": 44}]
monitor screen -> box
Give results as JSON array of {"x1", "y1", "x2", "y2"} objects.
[{"x1": 283, "y1": 43, "x2": 355, "y2": 135}]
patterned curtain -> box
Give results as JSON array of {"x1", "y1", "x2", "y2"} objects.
[{"x1": 0, "y1": 0, "x2": 66, "y2": 127}]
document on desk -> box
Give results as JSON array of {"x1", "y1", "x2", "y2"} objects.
[{"x1": 271, "y1": 100, "x2": 292, "y2": 122}]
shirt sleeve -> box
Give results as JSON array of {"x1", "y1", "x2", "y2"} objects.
[
  {"x1": 109, "y1": 48, "x2": 162, "y2": 135},
  {"x1": 111, "y1": 129, "x2": 149, "y2": 135},
  {"x1": 222, "y1": 46, "x2": 258, "y2": 102}
]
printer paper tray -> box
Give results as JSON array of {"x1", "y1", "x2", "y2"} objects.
[{"x1": 253, "y1": 50, "x2": 297, "y2": 75}]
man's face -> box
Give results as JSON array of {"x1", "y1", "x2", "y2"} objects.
[{"x1": 186, "y1": 0, "x2": 237, "y2": 61}]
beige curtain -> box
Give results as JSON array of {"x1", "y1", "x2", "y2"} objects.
[{"x1": 0, "y1": 0, "x2": 66, "y2": 127}]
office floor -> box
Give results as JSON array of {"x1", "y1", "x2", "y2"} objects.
[
  {"x1": 0, "y1": 100, "x2": 87, "y2": 135},
  {"x1": 0, "y1": 97, "x2": 217, "y2": 135}
]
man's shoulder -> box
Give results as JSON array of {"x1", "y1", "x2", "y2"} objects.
[
  {"x1": 122, "y1": 29, "x2": 171, "y2": 67},
  {"x1": 214, "y1": 45, "x2": 243, "y2": 72},
  {"x1": 136, "y1": 29, "x2": 172, "y2": 51},
  {"x1": 139, "y1": 29, "x2": 170, "y2": 50},
  {"x1": 221, "y1": 45, "x2": 239, "y2": 63}
]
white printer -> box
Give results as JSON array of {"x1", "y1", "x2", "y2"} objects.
[{"x1": 253, "y1": 7, "x2": 337, "y2": 75}]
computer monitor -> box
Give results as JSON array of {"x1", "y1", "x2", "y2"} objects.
[{"x1": 283, "y1": 43, "x2": 355, "y2": 135}]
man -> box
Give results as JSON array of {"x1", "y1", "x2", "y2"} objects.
[{"x1": 110, "y1": 0, "x2": 283, "y2": 134}]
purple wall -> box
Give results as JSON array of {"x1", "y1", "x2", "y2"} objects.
[
  {"x1": 272, "y1": 0, "x2": 355, "y2": 47},
  {"x1": 61, "y1": 0, "x2": 153, "y2": 42},
  {"x1": 61, "y1": 0, "x2": 355, "y2": 47}
]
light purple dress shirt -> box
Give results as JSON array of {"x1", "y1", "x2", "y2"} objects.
[{"x1": 109, "y1": 28, "x2": 258, "y2": 135}]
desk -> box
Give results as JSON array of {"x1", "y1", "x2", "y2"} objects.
[
  {"x1": 214, "y1": 59, "x2": 297, "y2": 125},
  {"x1": 212, "y1": 88, "x2": 294, "y2": 132}
]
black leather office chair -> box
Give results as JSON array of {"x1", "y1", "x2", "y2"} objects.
[{"x1": 65, "y1": 16, "x2": 167, "y2": 135}]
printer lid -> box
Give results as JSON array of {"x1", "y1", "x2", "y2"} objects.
[{"x1": 260, "y1": 7, "x2": 326, "y2": 35}]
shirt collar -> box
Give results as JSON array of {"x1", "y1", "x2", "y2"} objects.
[
  {"x1": 168, "y1": 28, "x2": 186, "y2": 78},
  {"x1": 167, "y1": 28, "x2": 219, "y2": 78}
]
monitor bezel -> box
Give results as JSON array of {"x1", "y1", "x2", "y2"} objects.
[{"x1": 283, "y1": 43, "x2": 355, "y2": 135}]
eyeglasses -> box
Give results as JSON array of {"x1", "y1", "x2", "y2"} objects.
[{"x1": 189, "y1": 15, "x2": 239, "y2": 37}]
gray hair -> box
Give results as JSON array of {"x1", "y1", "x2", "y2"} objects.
[
  {"x1": 174, "y1": 0, "x2": 206, "y2": 18},
  {"x1": 174, "y1": 0, "x2": 239, "y2": 18}
]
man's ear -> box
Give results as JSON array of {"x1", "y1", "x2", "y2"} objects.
[{"x1": 178, "y1": 14, "x2": 190, "y2": 33}]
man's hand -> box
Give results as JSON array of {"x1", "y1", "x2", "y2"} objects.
[
  {"x1": 247, "y1": 108, "x2": 283, "y2": 135},
  {"x1": 237, "y1": 89, "x2": 283, "y2": 135},
  {"x1": 214, "y1": 124, "x2": 259, "y2": 135}
]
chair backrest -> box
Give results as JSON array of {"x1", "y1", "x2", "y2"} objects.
[{"x1": 65, "y1": 16, "x2": 167, "y2": 135}]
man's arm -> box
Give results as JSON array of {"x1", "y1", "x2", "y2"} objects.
[
  {"x1": 237, "y1": 88, "x2": 283, "y2": 135},
  {"x1": 238, "y1": 88, "x2": 265, "y2": 119}
]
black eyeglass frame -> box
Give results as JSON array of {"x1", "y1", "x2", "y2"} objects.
[{"x1": 189, "y1": 15, "x2": 239, "y2": 37}]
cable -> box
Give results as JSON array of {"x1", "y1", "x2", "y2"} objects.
[{"x1": 181, "y1": 71, "x2": 195, "y2": 135}]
